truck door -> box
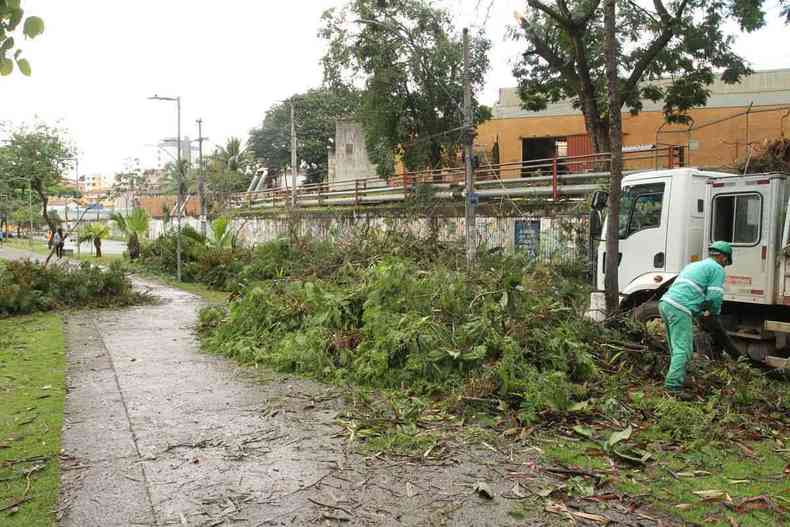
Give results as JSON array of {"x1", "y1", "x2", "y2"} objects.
[
  {"x1": 611, "y1": 179, "x2": 670, "y2": 290},
  {"x1": 707, "y1": 179, "x2": 773, "y2": 304}
]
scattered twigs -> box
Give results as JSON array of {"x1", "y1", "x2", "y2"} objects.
[{"x1": 307, "y1": 497, "x2": 354, "y2": 517}]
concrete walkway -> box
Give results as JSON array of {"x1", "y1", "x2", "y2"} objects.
[{"x1": 0, "y1": 245, "x2": 665, "y2": 526}]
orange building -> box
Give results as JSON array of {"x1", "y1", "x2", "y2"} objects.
[{"x1": 476, "y1": 68, "x2": 790, "y2": 172}]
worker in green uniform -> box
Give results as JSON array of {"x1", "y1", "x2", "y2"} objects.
[{"x1": 658, "y1": 241, "x2": 733, "y2": 394}]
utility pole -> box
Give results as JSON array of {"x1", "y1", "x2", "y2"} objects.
[
  {"x1": 290, "y1": 102, "x2": 297, "y2": 208},
  {"x1": 196, "y1": 118, "x2": 207, "y2": 237},
  {"x1": 463, "y1": 27, "x2": 475, "y2": 265},
  {"x1": 176, "y1": 96, "x2": 182, "y2": 282}
]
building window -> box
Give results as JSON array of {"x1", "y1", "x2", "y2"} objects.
[
  {"x1": 346, "y1": 144, "x2": 354, "y2": 156},
  {"x1": 712, "y1": 193, "x2": 761, "y2": 245}
]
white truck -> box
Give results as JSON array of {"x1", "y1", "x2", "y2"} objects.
[{"x1": 588, "y1": 167, "x2": 790, "y2": 366}]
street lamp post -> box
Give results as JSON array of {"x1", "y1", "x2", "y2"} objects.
[{"x1": 149, "y1": 95, "x2": 183, "y2": 282}]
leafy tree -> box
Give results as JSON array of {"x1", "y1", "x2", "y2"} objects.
[
  {"x1": 8, "y1": 204, "x2": 36, "y2": 236},
  {"x1": 512, "y1": 0, "x2": 766, "y2": 153},
  {"x1": 79, "y1": 222, "x2": 110, "y2": 258},
  {"x1": 249, "y1": 88, "x2": 361, "y2": 185},
  {"x1": 512, "y1": 0, "x2": 768, "y2": 313},
  {"x1": 319, "y1": 0, "x2": 491, "y2": 177},
  {"x1": 46, "y1": 208, "x2": 62, "y2": 227},
  {"x1": 112, "y1": 208, "x2": 150, "y2": 260},
  {"x1": 0, "y1": 123, "x2": 75, "y2": 234},
  {"x1": 0, "y1": 0, "x2": 44, "y2": 77},
  {"x1": 108, "y1": 170, "x2": 149, "y2": 208}
]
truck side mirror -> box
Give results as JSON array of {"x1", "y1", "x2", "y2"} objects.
[
  {"x1": 590, "y1": 210, "x2": 603, "y2": 239},
  {"x1": 591, "y1": 190, "x2": 609, "y2": 211}
]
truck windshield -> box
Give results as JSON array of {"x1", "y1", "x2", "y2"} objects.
[{"x1": 618, "y1": 182, "x2": 665, "y2": 239}]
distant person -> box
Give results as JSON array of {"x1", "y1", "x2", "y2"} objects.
[
  {"x1": 48, "y1": 229, "x2": 54, "y2": 249},
  {"x1": 53, "y1": 228, "x2": 66, "y2": 259}
]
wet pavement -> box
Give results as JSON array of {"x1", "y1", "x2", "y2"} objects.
[
  {"x1": 55, "y1": 279, "x2": 541, "y2": 527},
  {"x1": 1, "y1": 245, "x2": 669, "y2": 526}
]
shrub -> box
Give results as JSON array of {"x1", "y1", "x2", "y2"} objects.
[{"x1": 0, "y1": 259, "x2": 147, "y2": 316}]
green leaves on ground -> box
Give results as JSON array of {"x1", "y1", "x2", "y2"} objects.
[
  {"x1": 0, "y1": 259, "x2": 147, "y2": 316},
  {"x1": 198, "y1": 232, "x2": 605, "y2": 421}
]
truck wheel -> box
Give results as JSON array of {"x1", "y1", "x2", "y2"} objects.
[
  {"x1": 633, "y1": 301, "x2": 660, "y2": 323},
  {"x1": 633, "y1": 301, "x2": 667, "y2": 350}
]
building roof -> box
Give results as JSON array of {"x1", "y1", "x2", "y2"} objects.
[{"x1": 492, "y1": 68, "x2": 790, "y2": 119}]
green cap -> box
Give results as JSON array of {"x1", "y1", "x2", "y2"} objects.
[{"x1": 709, "y1": 241, "x2": 733, "y2": 265}]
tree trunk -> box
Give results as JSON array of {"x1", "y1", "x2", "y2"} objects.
[
  {"x1": 128, "y1": 233, "x2": 140, "y2": 260},
  {"x1": 34, "y1": 186, "x2": 56, "y2": 236},
  {"x1": 94, "y1": 238, "x2": 102, "y2": 258},
  {"x1": 604, "y1": 0, "x2": 624, "y2": 315}
]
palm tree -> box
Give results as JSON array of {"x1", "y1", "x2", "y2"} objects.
[
  {"x1": 214, "y1": 137, "x2": 243, "y2": 171},
  {"x1": 207, "y1": 216, "x2": 233, "y2": 250},
  {"x1": 112, "y1": 208, "x2": 150, "y2": 260},
  {"x1": 80, "y1": 223, "x2": 111, "y2": 258}
]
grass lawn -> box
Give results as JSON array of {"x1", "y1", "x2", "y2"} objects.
[
  {"x1": 0, "y1": 313, "x2": 65, "y2": 526},
  {"x1": 541, "y1": 430, "x2": 789, "y2": 526}
]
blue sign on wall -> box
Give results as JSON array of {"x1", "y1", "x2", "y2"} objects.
[{"x1": 514, "y1": 219, "x2": 541, "y2": 259}]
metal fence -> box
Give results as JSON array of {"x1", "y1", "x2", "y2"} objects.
[{"x1": 225, "y1": 146, "x2": 684, "y2": 210}]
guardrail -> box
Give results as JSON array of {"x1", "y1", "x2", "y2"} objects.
[{"x1": 226, "y1": 146, "x2": 684, "y2": 210}]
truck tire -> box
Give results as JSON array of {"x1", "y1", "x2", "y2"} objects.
[
  {"x1": 633, "y1": 301, "x2": 661, "y2": 323},
  {"x1": 633, "y1": 301, "x2": 668, "y2": 351}
]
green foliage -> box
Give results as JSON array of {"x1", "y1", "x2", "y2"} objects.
[
  {"x1": 208, "y1": 216, "x2": 233, "y2": 250},
  {"x1": 139, "y1": 225, "x2": 207, "y2": 278},
  {"x1": 319, "y1": 0, "x2": 491, "y2": 176},
  {"x1": 0, "y1": 0, "x2": 44, "y2": 77},
  {"x1": 512, "y1": 0, "x2": 768, "y2": 150},
  {"x1": 191, "y1": 227, "x2": 789, "y2": 448},
  {"x1": 0, "y1": 259, "x2": 146, "y2": 316},
  {"x1": 198, "y1": 232, "x2": 603, "y2": 422},
  {"x1": 249, "y1": 88, "x2": 361, "y2": 185},
  {"x1": 185, "y1": 247, "x2": 248, "y2": 291},
  {"x1": 112, "y1": 208, "x2": 150, "y2": 259},
  {"x1": 0, "y1": 122, "x2": 75, "y2": 233},
  {"x1": 79, "y1": 222, "x2": 110, "y2": 245},
  {"x1": 205, "y1": 137, "x2": 253, "y2": 194}
]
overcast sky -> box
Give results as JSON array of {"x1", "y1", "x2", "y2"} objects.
[{"x1": 2, "y1": 0, "x2": 788, "y2": 180}]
